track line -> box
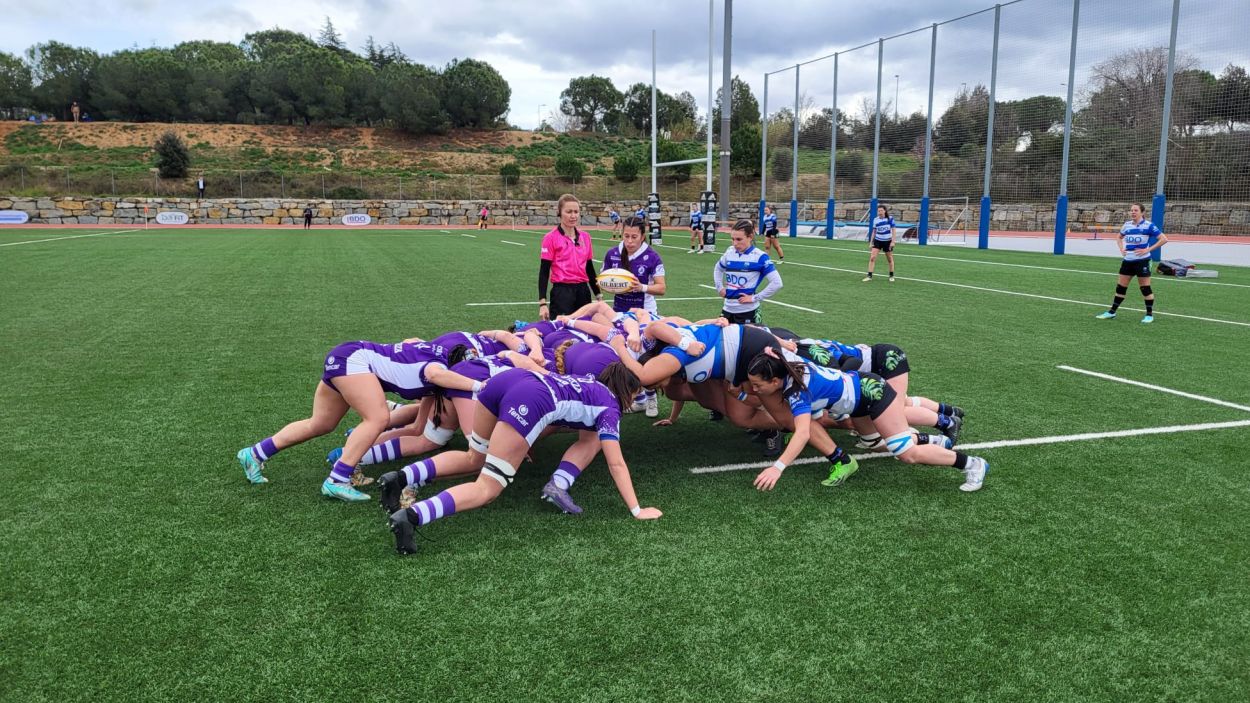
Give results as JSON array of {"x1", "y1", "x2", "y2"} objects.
[
  {"x1": 0, "y1": 229, "x2": 140, "y2": 247},
  {"x1": 783, "y1": 260, "x2": 1250, "y2": 327},
  {"x1": 1057, "y1": 365, "x2": 1250, "y2": 413},
  {"x1": 689, "y1": 419, "x2": 1250, "y2": 474}
]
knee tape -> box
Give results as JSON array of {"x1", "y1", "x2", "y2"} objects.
[
  {"x1": 423, "y1": 419, "x2": 454, "y2": 447},
  {"x1": 909, "y1": 396, "x2": 922, "y2": 407},
  {"x1": 884, "y1": 431, "x2": 916, "y2": 457},
  {"x1": 1140, "y1": 285, "x2": 1153, "y2": 297},
  {"x1": 482, "y1": 454, "x2": 518, "y2": 487},
  {"x1": 468, "y1": 431, "x2": 489, "y2": 455},
  {"x1": 1115, "y1": 284, "x2": 1128, "y2": 295}
]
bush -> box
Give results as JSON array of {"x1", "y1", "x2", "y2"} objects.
[
  {"x1": 328, "y1": 185, "x2": 368, "y2": 199},
  {"x1": 770, "y1": 146, "x2": 793, "y2": 182},
  {"x1": 835, "y1": 151, "x2": 867, "y2": 183},
  {"x1": 154, "y1": 131, "x2": 191, "y2": 179},
  {"x1": 499, "y1": 162, "x2": 520, "y2": 185},
  {"x1": 613, "y1": 153, "x2": 640, "y2": 182},
  {"x1": 554, "y1": 154, "x2": 585, "y2": 183}
]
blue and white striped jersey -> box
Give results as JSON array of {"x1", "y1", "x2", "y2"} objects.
[
  {"x1": 783, "y1": 362, "x2": 861, "y2": 420},
  {"x1": 872, "y1": 216, "x2": 895, "y2": 241},
  {"x1": 763, "y1": 212, "x2": 778, "y2": 232},
  {"x1": 691, "y1": 210, "x2": 703, "y2": 228},
  {"x1": 1120, "y1": 219, "x2": 1163, "y2": 261},
  {"x1": 714, "y1": 245, "x2": 783, "y2": 314}
]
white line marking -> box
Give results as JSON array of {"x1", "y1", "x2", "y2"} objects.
[
  {"x1": 500, "y1": 240, "x2": 526, "y2": 246},
  {"x1": 1057, "y1": 365, "x2": 1250, "y2": 413},
  {"x1": 460, "y1": 233, "x2": 477, "y2": 238},
  {"x1": 697, "y1": 284, "x2": 823, "y2": 314},
  {"x1": 440, "y1": 229, "x2": 451, "y2": 233},
  {"x1": 689, "y1": 419, "x2": 1250, "y2": 474},
  {"x1": 784, "y1": 260, "x2": 1250, "y2": 327},
  {"x1": 782, "y1": 241, "x2": 1250, "y2": 289},
  {"x1": 0, "y1": 229, "x2": 140, "y2": 247}
]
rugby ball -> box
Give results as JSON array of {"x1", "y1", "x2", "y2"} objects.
[{"x1": 597, "y1": 268, "x2": 639, "y2": 294}]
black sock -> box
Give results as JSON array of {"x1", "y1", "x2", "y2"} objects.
[
  {"x1": 889, "y1": 269, "x2": 894, "y2": 276},
  {"x1": 952, "y1": 451, "x2": 970, "y2": 470},
  {"x1": 866, "y1": 272, "x2": 873, "y2": 278},
  {"x1": 1146, "y1": 299, "x2": 1154, "y2": 315},
  {"x1": 938, "y1": 402, "x2": 952, "y2": 416},
  {"x1": 1109, "y1": 295, "x2": 1125, "y2": 313},
  {"x1": 827, "y1": 448, "x2": 848, "y2": 465}
]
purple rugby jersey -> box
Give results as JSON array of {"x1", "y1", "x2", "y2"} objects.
[
  {"x1": 431, "y1": 331, "x2": 509, "y2": 358},
  {"x1": 603, "y1": 242, "x2": 665, "y2": 315}
]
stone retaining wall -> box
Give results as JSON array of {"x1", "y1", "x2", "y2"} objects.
[{"x1": 2, "y1": 196, "x2": 1246, "y2": 235}]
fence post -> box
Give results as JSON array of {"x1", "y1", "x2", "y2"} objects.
[
  {"x1": 66, "y1": 168, "x2": 71, "y2": 194},
  {"x1": 111, "y1": 169, "x2": 116, "y2": 197},
  {"x1": 760, "y1": 72, "x2": 769, "y2": 224},
  {"x1": 239, "y1": 172, "x2": 243, "y2": 198},
  {"x1": 1152, "y1": 0, "x2": 1181, "y2": 261},
  {"x1": 920, "y1": 24, "x2": 937, "y2": 246},
  {"x1": 978, "y1": 3, "x2": 1002, "y2": 250},
  {"x1": 1055, "y1": 0, "x2": 1080, "y2": 255},
  {"x1": 790, "y1": 65, "x2": 800, "y2": 237},
  {"x1": 870, "y1": 38, "x2": 883, "y2": 232},
  {"x1": 826, "y1": 54, "x2": 838, "y2": 240},
  {"x1": 281, "y1": 174, "x2": 285, "y2": 198},
  {"x1": 321, "y1": 175, "x2": 326, "y2": 200}
]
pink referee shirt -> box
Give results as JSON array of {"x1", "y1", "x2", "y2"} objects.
[{"x1": 540, "y1": 226, "x2": 594, "y2": 283}]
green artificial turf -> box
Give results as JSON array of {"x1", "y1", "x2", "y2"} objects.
[{"x1": 1, "y1": 226, "x2": 1247, "y2": 702}]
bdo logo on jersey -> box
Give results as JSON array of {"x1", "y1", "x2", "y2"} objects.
[
  {"x1": 156, "y1": 211, "x2": 189, "y2": 225},
  {"x1": 342, "y1": 213, "x2": 371, "y2": 226},
  {"x1": 724, "y1": 273, "x2": 751, "y2": 287}
]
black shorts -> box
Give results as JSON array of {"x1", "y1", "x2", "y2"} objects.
[
  {"x1": 729, "y1": 325, "x2": 783, "y2": 386},
  {"x1": 550, "y1": 282, "x2": 593, "y2": 318},
  {"x1": 850, "y1": 372, "x2": 897, "y2": 420},
  {"x1": 764, "y1": 228, "x2": 779, "y2": 238},
  {"x1": 1119, "y1": 258, "x2": 1152, "y2": 278},
  {"x1": 721, "y1": 308, "x2": 761, "y2": 326},
  {"x1": 691, "y1": 224, "x2": 702, "y2": 233},
  {"x1": 871, "y1": 239, "x2": 893, "y2": 252},
  {"x1": 869, "y1": 343, "x2": 910, "y2": 379}
]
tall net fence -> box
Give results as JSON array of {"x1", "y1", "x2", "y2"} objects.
[{"x1": 760, "y1": 0, "x2": 1250, "y2": 243}]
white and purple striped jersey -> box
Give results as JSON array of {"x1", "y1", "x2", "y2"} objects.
[
  {"x1": 325, "y1": 341, "x2": 447, "y2": 400},
  {"x1": 603, "y1": 242, "x2": 665, "y2": 315}
]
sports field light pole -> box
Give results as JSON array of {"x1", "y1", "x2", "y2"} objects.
[
  {"x1": 1054, "y1": 0, "x2": 1080, "y2": 256},
  {"x1": 869, "y1": 38, "x2": 883, "y2": 233},
  {"x1": 1151, "y1": 0, "x2": 1181, "y2": 262},
  {"x1": 826, "y1": 53, "x2": 838, "y2": 240},
  {"x1": 978, "y1": 3, "x2": 1001, "y2": 250},
  {"x1": 718, "y1": 0, "x2": 733, "y2": 229},
  {"x1": 706, "y1": 0, "x2": 714, "y2": 192},
  {"x1": 790, "y1": 64, "x2": 799, "y2": 237},
  {"x1": 760, "y1": 72, "x2": 769, "y2": 224},
  {"x1": 919, "y1": 23, "x2": 937, "y2": 247}
]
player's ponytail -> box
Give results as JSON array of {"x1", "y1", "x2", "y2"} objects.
[
  {"x1": 747, "y1": 349, "x2": 806, "y2": 393},
  {"x1": 554, "y1": 339, "x2": 576, "y2": 374},
  {"x1": 597, "y1": 362, "x2": 642, "y2": 412},
  {"x1": 879, "y1": 205, "x2": 890, "y2": 219},
  {"x1": 447, "y1": 344, "x2": 472, "y2": 366}
]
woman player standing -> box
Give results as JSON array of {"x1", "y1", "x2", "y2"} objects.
[
  {"x1": 1096, "y1": 203, "x2": 1168, "y2": 323},
  {"x1": 761, "y1": 205, "x2": 784, "y2": 263},
  {"x1": 863, "y1": 204, "x2": 895, "y2": 282}
]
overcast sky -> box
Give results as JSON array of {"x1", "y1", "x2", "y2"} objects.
[{"x1": 1, "y1": 0, "x2": 1245, "y2": 128}]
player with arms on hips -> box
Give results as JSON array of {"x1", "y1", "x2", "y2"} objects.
[
  {"x1": 385, "y1": 366, "x2": 661, "y2": 555},
  {"x1": 761, "y1": 205, "x2": 784, "y2": 263},
  {"x1": 1096, "y1": 202, "x2": 1168, "y2": 323},
  {"x1": 714, "y1": 219, "x2": 783, "y2": 325},
  {"x1": 609, "y1": 206, "x2": 622, "y2": 239},
  {"x1": 863, "y1": 205, "x2": 896, "y2": 282},
  {"x1": 687, "y1": 204, "x2": 704, "y2": 253}
]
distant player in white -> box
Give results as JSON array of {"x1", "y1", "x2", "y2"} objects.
[
  {"x1": 863, "y1": 205, "x2": 895, "y2": 282},
  {"x1": 1096, "y1": 203, "x2": 1168, "y2": 323}
]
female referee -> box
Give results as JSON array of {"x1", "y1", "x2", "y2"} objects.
[
  {"x1": 538, "y1": 194, "x2": 602, "y2": 321},
  {"x1": 1096, "y1": 203, "x2": 1168, "y2": 323}
]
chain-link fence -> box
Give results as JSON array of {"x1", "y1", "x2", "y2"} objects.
[
  {"x1": 0, "y1": 166, "x2": 764, "y2": 204},
  {"x1": 760, "y1": 0, "x2": 1250, "y2": 247}
]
